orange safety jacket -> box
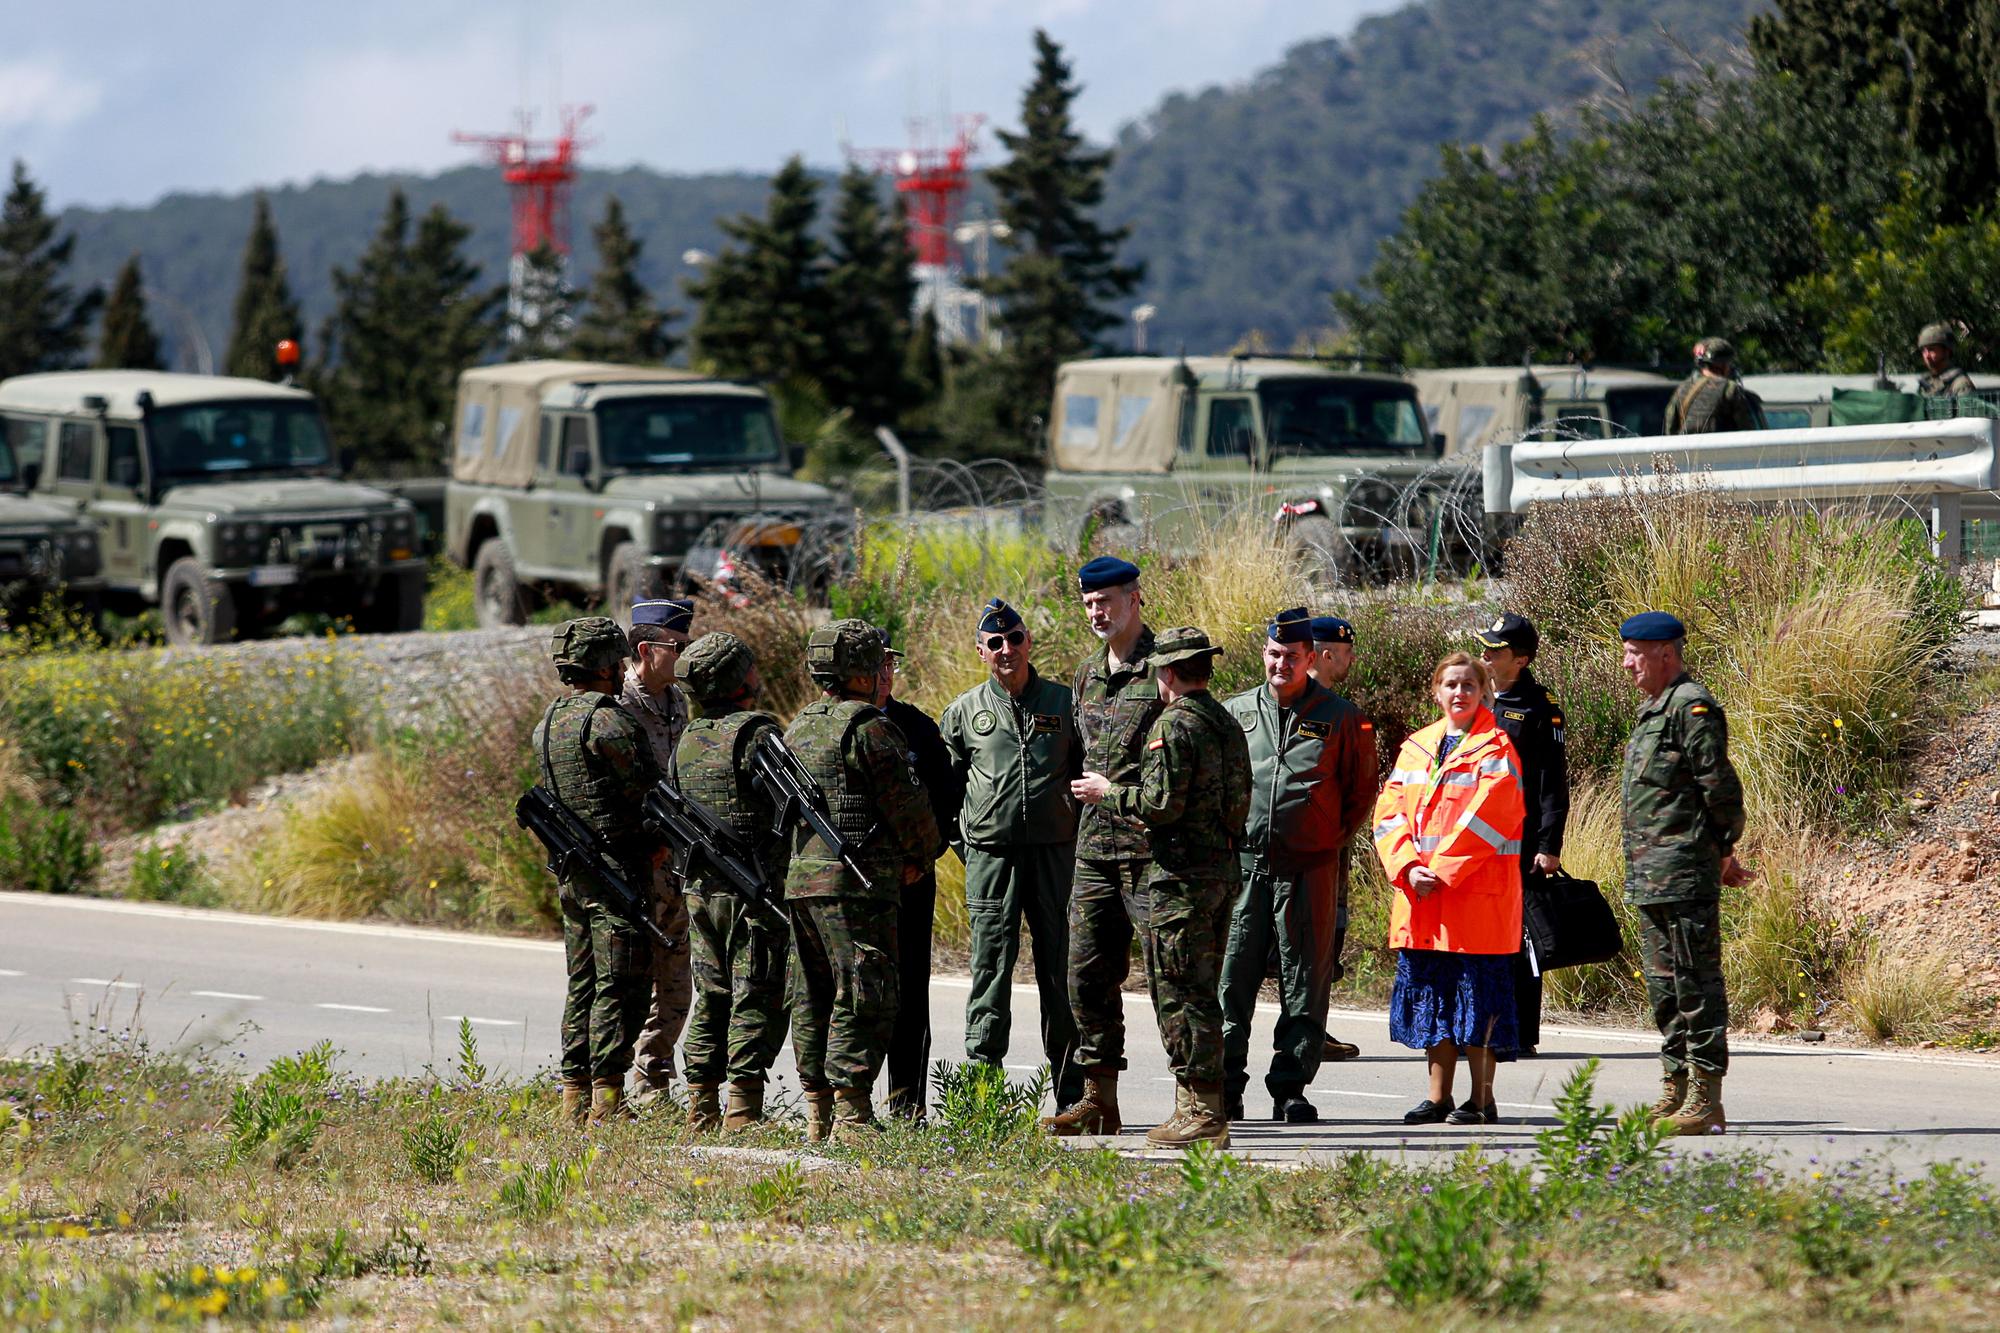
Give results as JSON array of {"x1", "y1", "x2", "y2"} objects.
[{"x1": 1372, "y1": 708, "x2": 1526, "y2": 955}]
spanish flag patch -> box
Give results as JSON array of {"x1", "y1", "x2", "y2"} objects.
[
  {"x1": 1148, "y1": 737, "x2": 1166, "y2": 750},
  {"x1": 1689, "y1": 704, "x2": 1710, "y2": 716},
  {"x1": 1360, "y1": 721, "x2": 1374, "y2": 731}
]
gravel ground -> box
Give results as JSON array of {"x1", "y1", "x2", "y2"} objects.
[{"x1": 170, "y1": 624, "x2": 551, "y2": 720}]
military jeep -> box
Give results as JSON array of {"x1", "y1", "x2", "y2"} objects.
[
  {"x1": 0, "y1": 370, "x2": 424, "y2": 645},
  {"x1": 1041, "y1": 355, "x2": 1460, "y2": 578},
  {"x1": 443, "y1": 361, "x2": 845, "y2": 627},
  {"x1": 0, "y1": 421, "x2": 103, "y2": 621}
]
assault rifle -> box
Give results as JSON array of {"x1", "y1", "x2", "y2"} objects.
[
  {"x1": 748, "y1": 728, "x2": 876, "y2": 893},
  {"x1": 642, "y1": 779, "x2": 775, "y2": 905},
  {"x1": 515, "y1": 786, "x2": 674, "y2": 950}
]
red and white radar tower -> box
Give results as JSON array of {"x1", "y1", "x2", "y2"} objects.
[
  {"x1": 454, "y1": 105, "x2": 595, "y2": 347},
  {"x1": 846, "y1": 114, "x2": 986, "y2": 342}
]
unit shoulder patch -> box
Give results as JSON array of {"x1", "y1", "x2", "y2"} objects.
[
  {"x1": 972, "y1": 709, "x2": 997, "y2": 735},
  {"x1": 1147, "y1": 737, "x2": 1166, "y2": 751}
]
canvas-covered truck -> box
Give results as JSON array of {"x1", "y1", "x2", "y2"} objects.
[
  {"x1": 443, "y1": 361, "x2": 845, "y2": 626},
  {"x1": 1410, "y1": 364, "x2": 1679, "y2": 458},
  {"x1": 1041, "y1": 355, "x2": 1459, "y2": 578},
  {"x1": 0, "y1": 370, "x2": 423, "y2": 645}
]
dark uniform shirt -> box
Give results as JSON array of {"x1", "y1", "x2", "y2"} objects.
[
  {"x1": 1071, "y1": 627, "x2": 1163, "y2": 862},
  {"x1": 1491, "y1": 668, "x2": 1569, "y2": 869},
  {"x1": 884, "y1": 694, "x2": 960, "y2": 858},
  {"x1": 1621, "y1": 673, "x2": 1746, "y2": 905},
  {"x1": 1665, "y1": 374, "x2": 1764, "y2": 434}
]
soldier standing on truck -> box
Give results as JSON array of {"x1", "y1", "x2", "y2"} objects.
[
  {"x1": 621, "y1": 598, "x2": 696, "y2": 1108},
  {"x1": 1665, "y1": 338, "x2": 1764, "y2": 435},
  {"x1": 1917, "y1": 323, "x2": 1976, "y2": 399}
]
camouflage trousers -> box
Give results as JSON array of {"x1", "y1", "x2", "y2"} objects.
[
  {"x1": 1143, "y1": 870, "x2": 1236, "y2": 1086},
  {"x1": 1065, "y1": 858, "x2": 1151, "y2": 1072},
  {"x1": 1221, "y1": 859, "x2": 1339, "y2": 1100},
  {"x1": 789, "y1": 896, "x2": 899, "y2": 1093},
  {"x1": 1636, "y1": 898, "x2": 1729, "y2": 1076},
  {"x1": 560, "y1": 883, "x2": 654, "y2": 1085},
  {"x1": 683, "y1": 887, "x2": 791, "y2": 1086},
  {"x1": 631, "y1": 871, "x2": 692, "y2": 1090}
]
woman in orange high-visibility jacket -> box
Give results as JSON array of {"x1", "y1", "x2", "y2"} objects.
[{"x1": 1372, "y1": 652, "x2": 1526, "y2": 1127}]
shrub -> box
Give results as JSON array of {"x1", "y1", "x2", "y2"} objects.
[
  {"x1": 124, "y1": 841, "x2": 220, "y2": 906},
  {"x1": 403, "y1": 1115, "x2": 470, "y2": 1184},
  {"x1": 930, "y1": 1060, "x2": 1050, "y2": 1147},
  {"x1": 423, "y1": 558, "x2": 478, "y2": 632},
  {"x1": 1844, "y1": 939, "x2": 1958, "y2": 1042},
  {"x1": 0, "y1": 793, "x2": 98, "y2": 892},
  {"x1": 497, "y1": 1149, "x2": 595, "y2": 1219},
  {"x1": 1364, "y1": 1178, "x2": 1543, "y2": 1312}
]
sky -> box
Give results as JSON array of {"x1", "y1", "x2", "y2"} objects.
[{"x1": 5, "y1": 0, "x2": 1394, "y2": 209}]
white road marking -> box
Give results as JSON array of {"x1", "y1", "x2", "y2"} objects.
[
  {"x1": 316, "y1": 1003, "x2": 390, "y2": 1014},
  {"x1": 0, "y1": 969, "x2": 23, "y2": 977},
  {"x1": 192, "y1": 990, "x2": 263, "y2": 1001},
  {"x1": 1, "y1": 890, "x2": 561, "y2": 954},
  {"x1": 443, "y1": 1016, "x2": 518, "y2": 1027},
  {"x1": 72, "y1": 978, "x2": 139, "y2": 989}
]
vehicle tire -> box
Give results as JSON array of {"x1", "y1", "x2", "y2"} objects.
[
  {"x1": 160, "y1": 556, "x2": 236, "y2": 647},
  {"x1": 1082, "y1": 513, "x2": 1143, "y2": 556},
  {"x1": 1286, "y1": 514, "x2": 1352, "y2": 589},
  {"x1": 357, "y1": 569, "x2": 427, "y2": 635},
  {"x1": 473, "y1": 541, "x2": 529, "y2": 628},
  {"x1": 603, "y1": 541, "x2": 662, "y2": 627}
]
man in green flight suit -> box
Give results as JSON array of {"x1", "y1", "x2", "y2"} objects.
[
  {"x1": 1220, "y1": 608, "x2": 1377, "y2": 1124},
  {"x1": 674, "y1": 631, "x2": 792, "y2": 1134},
  {"x1": 1620, "y1": 611, "x2": 1751, "y2": 1137},
  {"x1": 532, "y1": 616, "x2": 662, "y2": 1127},
  {"x1": 1045, "y1": 555, "x2": 1163, "y2": 1137},
  {"x1": 783, "y1": 618, "x2": 940, "y2": 1142},
  {"x1": 1074, "y1": 626, "x2": 1251, "y2": 1149},
  {"x1": 939, "y1": 597, "x2": 1084, "y2": 1112}
]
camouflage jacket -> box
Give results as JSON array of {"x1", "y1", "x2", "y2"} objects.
[
  {"x1": 1665, "y1": 375, "x2": 1762, "y2": 435},
  {"x1": 1224, "y1": 679, "x2": 1376, "y2": 876},
  {"x1": 1920, "y1": 366, "x2": 1976, "y2": 398},
  {"x1": 1621, "y1": 673, "x2": 1746, "y2": 905},
  {"x1": 533, "y1": 690, "x2": 661, "y2": 861},
  {"x1": 1103, "y1": 689, "x2": 1251, "y2": 882},
  {"x1": 1071, "y1": 627, "x2": 1164, "y2": 862},
  {"x1": 940, "y1": 669, "x2": 1081, "y2": 850},
  {"x1": 782, "y1": 696, "x2": 939, "y2": 902},
  {"x1": 619, "y1": 670, "x2": 689, "y2": 781},
  {"x1": 674, "y1": 708, "x2": 790, "y2": 895}
]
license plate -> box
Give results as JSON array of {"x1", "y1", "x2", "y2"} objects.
[{"x1": 249, "y1": 564, "x2": 299, "y2": 587}]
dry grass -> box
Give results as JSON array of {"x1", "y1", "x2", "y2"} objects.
[{"x1": 1844, "y1": 940, "x2": 1959, "y2": 1042}]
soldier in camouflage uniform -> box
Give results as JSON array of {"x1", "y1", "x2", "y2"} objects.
[
  {"x1": 533, "y1": 616, "x2": 662, "y2": 1126},
  {"x1": 783, "y1": 619, "x2": 940, "y2": 1142},
  {"x1": 621, "y1": 598, "x2": 695, "y2": 1106},
  {"x1": 1075, "y1": 626, "x2": 1251, "y2": 1149},
  {"x1": 1918, "y1": 323, "x2": 1976, "y2": 398},
  {"x1": 1665, "y1": 338, "x2": 1764, "y2": 435},
  {"x1": 1045, "y1": 556, "x2": 1163, "y2": 1137},
  {"x1": 1619, "y1": 611, "x2": 1750, "y2": 1137},
  {"x1": 675, "y1": 631, "x2": 792, "y2": 1133}
]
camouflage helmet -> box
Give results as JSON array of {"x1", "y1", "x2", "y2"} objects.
[
  {"x1": 681, "y1": 630, "x2": 756, "y2": 701},
  {"x1": 806, "y1": 617, "x2": 885, "y2": 685},
  {"x1": 1694, "y1": 336, "x2": 1734, "y2": 366},
  {"x1": 1919, "y1": 322, "x2": 1957, "y2": 350},
  {"x1": 549, "y1": 615, "x2": 633, "y2": 675}
]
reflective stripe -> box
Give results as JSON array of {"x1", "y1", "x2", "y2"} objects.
[
  {"x1": 1388, "y1": 767, "x2": 1428, "y2": 787},
  {"x1": 1373, "y1": 814, "x2": 1406, "y2": 840},
  {"x1": 1458, "y1": 812, "x2": 1517, "y2": 855},
  {"x1": 1478, "y1": 756, "x2": 1518, "y2": 782},
  {"x1": 1416, "y1": 834, "x2": 1444, "y2": 851},
  {"x1": 1438, "y1": 771, "x2": 1478, "y2": 787}
]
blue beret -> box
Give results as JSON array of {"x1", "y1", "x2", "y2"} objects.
[
  {"x1": 1311, "y1": 615, "x2": 1355, "y2": 644},
  {"x1": 632, "y1": 598, "x2": 694, "y2": 633},
  {"x1": 1077, "y1": 555, "x2": 1141, "y2": 593},
  {"x1": 977, "y1": 597, "x2": 1023, "y2": 634},
  {"x1": 1267, "y1": 606, "x2": 1313, "y2": 645},
  {"x1": 1618, "y1": 611, "x2": 1686, "y2": 642}
]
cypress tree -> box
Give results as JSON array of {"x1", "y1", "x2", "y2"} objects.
[
  {"x1": 983, "y1": 31, "x2": 1142, "y2": 429},
  {"x1": 570, "y1": 196, "x2": 677, "y2": 363},
  {"x1": 687, "y1": 156, "x2": 826, "y2": 384},
  {"x1": 822, "y1": 168, "x2": 918, "y2": 427},
  {"x1": 508, "y1": 241, "x2": 573, "y2": 361},
  {"x1": 224, "y1": 194, "x2": 304, "y2": 380},
  {"x1": 0, "y1": 160, "x2": 101, "y2": 379},
  {"x1": 95, "y1": 255, "x2": 163, "y2": 370}
]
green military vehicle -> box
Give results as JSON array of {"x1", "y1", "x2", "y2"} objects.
[
  {"x1": 443, "y1": 361, "x2": 845, "y2": 626},
  {"x1": 0, "y1": 422, "x2": 104, "y2": 621},
  {"x1": 1041, "y1": 355, "x2": 1457, "y2": 576},
  {"x1": 1409, "y1": 364, "x2": 1679, "y2": 457},
  {"x1": 0, "y1": 370, "x2": 424, "y2": 646}
]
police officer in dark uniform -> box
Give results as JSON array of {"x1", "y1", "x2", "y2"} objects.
[{"x1": 1476, "y1": 613, "x2": 1569, "y2": 1056}]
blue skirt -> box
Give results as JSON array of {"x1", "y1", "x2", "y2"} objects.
[{"x1": 1389, "y1": 949, "x2": 1520, "y2": 1059}]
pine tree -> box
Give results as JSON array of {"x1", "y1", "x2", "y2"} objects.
[
  {"x1": 0, "y1": 160, "x2": 101, "y2": 379},
  {"x1": 508, "y1": 241, "x2": 574, "y2": 361},
  {"x1": 822, "y1": 169, "x2": 918, "y2": 427},
  {"x1": 94, "y1": 255, "x2": 163, "y2": 370},
  {"x1": 687, "y1": 156, "x2": 827, "y2": 384},
  {"x1": 224, "y1": 194, "x2": 304, "y2": 380},
  {"x1": 570, "y1": 196, "x2": 677, "y2": 363},
  {"x1": 983, "y1": 31, "x2": 1142, "y2": 430},
  {"x1": 903, "y1": 305, "x2": 943, "y2": 409}
]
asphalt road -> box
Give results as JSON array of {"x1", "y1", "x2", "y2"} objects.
[{"x1": 6, "y1": 890, "x2": 1998, "y2": 1175}]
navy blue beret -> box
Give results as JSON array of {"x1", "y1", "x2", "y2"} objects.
[
  {"x1": 978, "y1": 597, "x2": 1023, "y2": 635},
  {"x1": 1267, "y1": 606, "x2": 1313, "y2": 645},
  {"x1": 1311, "y1": 615, "x2": 1355, "y2": 644},
  {"x1": 632, "y1": 598, "x2": 694, "y2": 633},
  {"x1": 1618, "y1": 611, "x2": 1686, "y2": 642},
  {"x1": 1077, "y1": 555, "x2": 1141, "y2": 593}
]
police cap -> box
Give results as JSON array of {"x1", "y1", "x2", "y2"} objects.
[
  {"x1": 1476, "y1": 611, "x2": 1539, "y2": 656},
  {"x1": 550, "y1": 615, "x2": 633, "y2": 673},
  {"x1": 806, "y1": 617, "x2": 885, "y2": 684},
  {"x1": 1618, "y1": 611, "x2": 1687, "y2": 643}
]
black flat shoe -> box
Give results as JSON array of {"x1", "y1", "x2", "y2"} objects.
[
  {"x1": 1274, "y1": 1094, "x2": 1320, "y2": 1124},
  {"x1": 1445, "y1": 1103, "x2": 1485, "y2": 1125},
  {"x1": 1402, "y1": 1097, "x2": 1455, "y2": 1125},
  {"x1": 1482, "y1": 1102, "x2": 1501, "y2": 1124}
]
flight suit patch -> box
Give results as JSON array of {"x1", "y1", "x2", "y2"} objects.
[
  {"x1": 972, "y1": 710, "x2": 997, "y2": 735},
  {"x1": 1503, "y1": 709, "x2": 1528, "y2": 722},
  {"x1": 1297, "y1": 720, "x2": 1330, "y2": 740},
  {"x1": 1034, "y1": 713, "x2": 1062, "y2": 734},
  {"x1": 1239, "y1": 714, "x2": 1258, "y2": 733}
]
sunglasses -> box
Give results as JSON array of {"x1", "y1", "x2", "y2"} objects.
[{"x1": 983, "y1": 629, "x2": 1026, "y2": 652}]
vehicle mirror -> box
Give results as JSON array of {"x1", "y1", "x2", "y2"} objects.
[
  {"x1": 337, "y1": 447, "x2": 357, "y2": 476},
  {"x1": 787, "y1": 442, "x2": 807, "y2": 472},
  {"x1": 21, "y1": 463, "x2": 40, "y2": 490},
  {"x1": 1432, "y1": 431, "x2": 1448, "y2": 458}
]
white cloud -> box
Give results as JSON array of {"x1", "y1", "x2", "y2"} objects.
[{"x1": 0, "y1": 59, "x2": 103, "y2": 131}]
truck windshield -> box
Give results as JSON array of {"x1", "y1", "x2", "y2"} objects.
[
  {"x1": 1605, "y1": 387, "x2": 1674, "y2": 438},
  {"x1": 596, "y1": 396, "x2": 781, "y2": 470},
  {"x1": 1259, "y1": 378, "x2": 1429, "y2": 456},
  {"x1": 149, "y1": 401, "x2": 333, "y2": 478}
]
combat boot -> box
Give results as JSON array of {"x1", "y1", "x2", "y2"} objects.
[
  {"x1": 1667, "y1": 1070, "x2": 1726, "y2": 1137},
  {"x1": 1649, "y1": 1070, "x2": 1690, "y2": 1124},
  {"x1": 724, "y1": 1079, "x2": 766, "y2": 1130},
  {"x1": 686, "y1": 1082, "x2": 723, "y2": 1133},
  {"x1": 1144, "y1": 1083, "x2": 1193, "y2": 1146},
  {"x1": 559, "y1": 1080, "x2": 590, "y2": 1127},
  {"x1": 803, "y1": 1088, "x2": 836, "y2": 1145},
  {"x1": 832, "y1": 1086, "x2": 880, "y2": 1144},
  {"x1": 1148, "y1": 1083, "x2": 1231, "y2": 1149},
  {"x1": 587, "y1": 1080, "x2": 631, "y2": 1126},
  {"x1": 1042, "y1": 1070, "x2": 1122, "y2": 1136}
]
